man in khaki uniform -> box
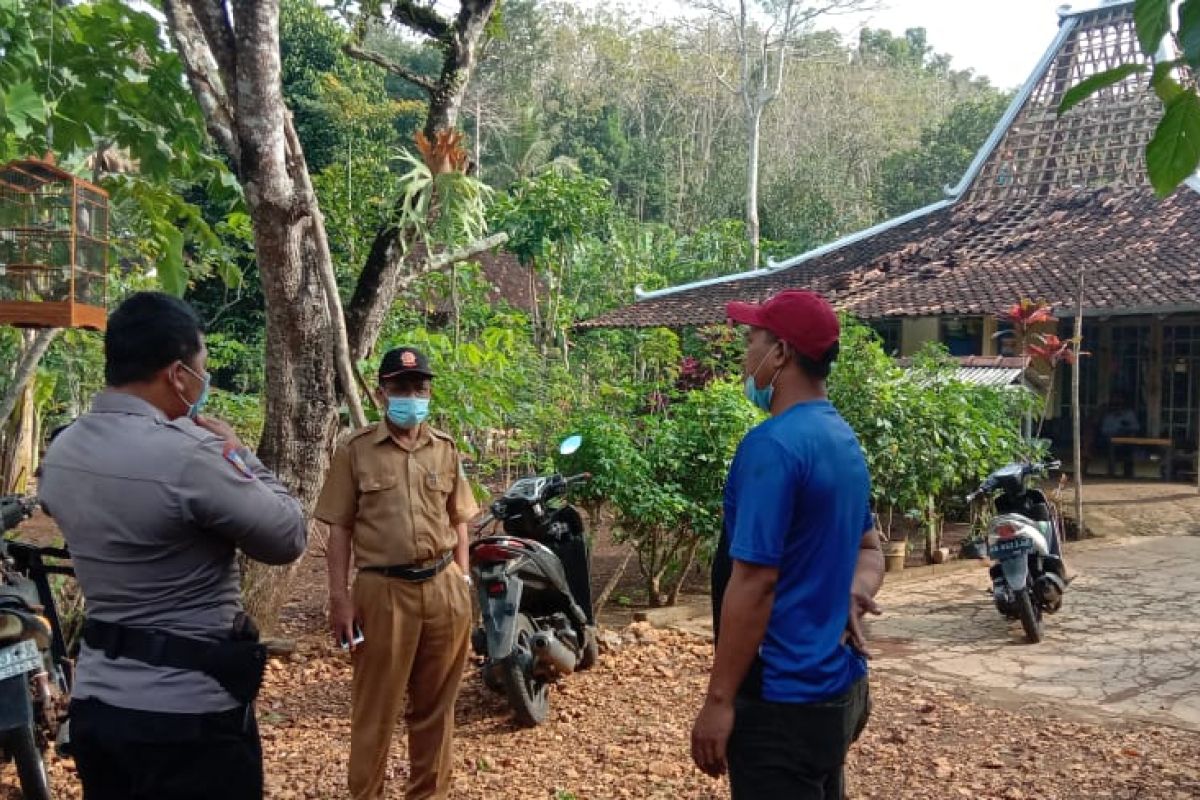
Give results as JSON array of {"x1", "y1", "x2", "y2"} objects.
[{"x1": 316, "y1": 347, "x2": 478, "y2": 800}]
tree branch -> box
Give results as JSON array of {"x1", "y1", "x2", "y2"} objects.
[
  {"x1": 164, "y1": 0, "x2": 240, "y2": 168},
  {"x1": 426, "y1": 231, "x2": 508, "y2": 271},
  {"x1": 0, "y1": 329, "x2": 58, "y2": 430},
  {"x1": 189, "y1": 0, "x2": 238, "y2": 111},
  {"x1": 392, "y1": 0, "x2": 452, "y2": 43},
  {"x1": 343, "y1": 43, "x2": 437, "y2": 94}
]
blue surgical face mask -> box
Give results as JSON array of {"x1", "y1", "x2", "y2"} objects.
[
  {"x1": 178, "y1": 363, "x2": 211, "y2": 420},
  {"x1": 387, "y1": 396, "x2": 430, "y2": 429},
  {"x1": 743, "y1": 343, "x2": 781, "y2": 413}
]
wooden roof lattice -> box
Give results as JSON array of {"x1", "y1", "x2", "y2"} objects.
[{"x1": 967, "y1": 3, "x2": 1158, "y2": 202}]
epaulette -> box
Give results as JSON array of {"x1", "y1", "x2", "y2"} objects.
[
  {"x1": 428, "y1": 426, "x2": 458, "y2": 446},
  {"x1": 339, "y1": 423, "x2": 381, "y2": 447}
]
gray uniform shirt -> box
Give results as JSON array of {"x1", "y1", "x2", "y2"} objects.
[{"x1": 38, "y1": 391, "x2": 307, "y2": 714}]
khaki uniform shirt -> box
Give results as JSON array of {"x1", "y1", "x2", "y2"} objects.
[{"x1": 314, "y1": 422, "x2": 478, "y2": 567}]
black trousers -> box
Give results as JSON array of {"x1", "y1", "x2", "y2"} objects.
[
  {"x1": 728, "y1": 676, "x2": 870, "y2": 800},
  {"x1": 68, "y1": 697, "x2": 263, "y2": 800}
]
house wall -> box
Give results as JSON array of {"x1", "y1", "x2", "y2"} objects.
[{"x1": 900, "y1": 317, "x2": 940, "y2": 356}]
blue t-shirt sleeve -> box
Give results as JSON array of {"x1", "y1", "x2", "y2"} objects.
[
  {"x1": 728, "y1": 436, "x2": 797, "y2": 567},
  {"x1": 862, "y1": 499, "x2": 875, "y2": 535}
]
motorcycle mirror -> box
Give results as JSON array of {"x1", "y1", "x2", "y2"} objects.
[{"x1": 558, "y1": 434, "x2": 583, "y2": 456}]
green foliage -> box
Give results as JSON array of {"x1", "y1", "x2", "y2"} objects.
[
  {"x1": 879, "y1": 93, "x2": 1011, "y2": 216},
  {"x1": 491, "y1": 168, "x2": 614, "y2": 267},
  {"x1": 394, "y1": 151, "x2": 494, "y2": 251},
  {"x1": 280, "y1": 0, "x2": 409, "y2": 171},
  {"x1": 829, "y1": 319, "x2": 1039, "y2": 538},
  {"x1": 204, "y1": 390, "x2": 264, "y2": 446},
  {"x1": 563, "y1": 380, "x2": 759, "y2": 605},
  {"x1": 0, "y1": 0, "x2": 245, "y2": 295}
]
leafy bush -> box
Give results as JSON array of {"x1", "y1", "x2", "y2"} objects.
[
  {"x1": 563, "y1": 379, "x2": 758, "y2": 606},
  {"x1": 829, "y1": 319, "x2": 1039, "y2": 541}
]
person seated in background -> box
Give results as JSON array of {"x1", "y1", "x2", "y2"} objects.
[
  {"x1": 1099, "y1": 394, "x2": 1140, "y2": 441},
  {"x1": 1098, "y1": 394, "x2": 1140, "y2": 476}
]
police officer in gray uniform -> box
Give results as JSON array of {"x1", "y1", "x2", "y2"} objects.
[{"x1": 39, "y1": 292, "x2": 307, "y2": 799}]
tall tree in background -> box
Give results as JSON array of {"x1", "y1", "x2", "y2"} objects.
[
  {"x1": 693, "y1": 0, "x2": 871, "y2": 269},
  {"x1": 162, "y1": 0, "x2": 499, "y2": 627}
]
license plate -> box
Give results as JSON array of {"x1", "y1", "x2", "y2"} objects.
[
  {"x1": 990, "y1": 538, "x2": 1033, "y2": 559},
  {"x1": 0, "y1": 639, "x2": 40, "y2": 681}
]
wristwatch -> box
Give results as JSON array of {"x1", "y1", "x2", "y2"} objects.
[{"x1": 461, "y1": 573, "x2": 473, "y2": 588}]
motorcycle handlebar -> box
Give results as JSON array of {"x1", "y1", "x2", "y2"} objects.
[{"x1": 564, "y1": 472, "x2": 592, "y2": 484}]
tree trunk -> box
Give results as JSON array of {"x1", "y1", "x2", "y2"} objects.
[
  {"x1": 667, "y1": 536, "x2": 702, "y2": 607},
  {"x1": 166, "y1": 0, "x2": 500, "y2": 630},
  {"x1": 745, "y1": 108, "x2": 762, "y2": 269},
  {"x1": 592, "y1": 546, "x2": 634, "y2": 619},
  {"x1": 0, "y1": 328, "x2": 57, "y2": 434},
  {"x1": 1, "y1": 382, "x2": 36, "y2": 495}
]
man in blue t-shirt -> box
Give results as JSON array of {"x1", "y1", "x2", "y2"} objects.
[{"x1": 691, "y1": 289, "x2": 884, "y2": 799}]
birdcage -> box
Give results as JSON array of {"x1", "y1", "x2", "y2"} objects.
[{"x1": 0, "y1": 157, "x2": 109, "y2": 331}]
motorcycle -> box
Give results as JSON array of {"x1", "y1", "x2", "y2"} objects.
[
  {"x1": 0, "y1": 495, "x2": 75, "y2": 800},
  {"x1": 966, "y1": 461, "x2": 1068, "y2": 644},
  {"x1": 468, "y1": 435, "x2": 598, "y2": 726}
]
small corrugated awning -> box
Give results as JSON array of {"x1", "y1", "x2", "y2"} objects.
[
  {"x1": 954, "y1": 365, "x2": 1026, "y2": 387},
  {"x1": 901, "y1": 355, "x2": 1032, "y2": 388}
]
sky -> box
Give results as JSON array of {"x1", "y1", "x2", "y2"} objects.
[
  {"x1": 840, "y1": 0, "x2": 1079, "y2": 88},
  {"x1": 575, "y1": 0, "x2": 1101, "y2": 90}
]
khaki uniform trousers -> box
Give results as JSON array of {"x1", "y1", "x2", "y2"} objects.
[{"x1": 349, "y1": 563, "x2": 471, "y2": 800}]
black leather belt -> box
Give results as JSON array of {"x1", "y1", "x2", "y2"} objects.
[{"x1": 362, "y1": 552, "x2": 453, "y2": 581}]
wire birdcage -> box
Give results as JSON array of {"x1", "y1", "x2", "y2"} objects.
[{"x1": 0, "y1": 157, "x2": 109, "y2": 331}]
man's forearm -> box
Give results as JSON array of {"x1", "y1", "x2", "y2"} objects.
[
  {"x1": 455, "y1": 522, "x2": 469, "y2": 572},
  {"x1": 327, "y1": 524, "x2": 354, "y2": 599},
  {"x1": 853, "y1": 529, "x2": 885, "y2": 598},
  {"x1": 707, "y1": 564, "x2": 776, "y2": 704}
]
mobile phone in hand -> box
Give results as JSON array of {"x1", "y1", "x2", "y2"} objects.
[{"x1": 340, "y1": 622, "x2": 364, "y2": 650}]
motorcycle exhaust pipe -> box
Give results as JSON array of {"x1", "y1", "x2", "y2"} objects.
[{"x1": 530, "y1": 631, "x2": 577, "y2": 675}]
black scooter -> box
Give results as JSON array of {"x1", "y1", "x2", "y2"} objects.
[
  {"x1": 0, "y1": 495, "x2": 75, "y2": 800},
  {"x1": 469, "y1": 435, "x2": 598, "y2": 726}
]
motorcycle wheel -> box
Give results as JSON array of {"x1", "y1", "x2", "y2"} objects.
[
  {"x1": 1016, "y1": 588, "x2": 1042, "y2": 644},
  {"x1": 6, "y1": 725, "x2": 51, "y2": 800},
  {"x1": 482, "y1": 663, "x2": 505, "y2": 693},
  {"x1": 577, "y1": 626, "x2": 599, "y2": 672},
  {"x1": 501, "y1": 614, "x2": 550, "y2": 727}
]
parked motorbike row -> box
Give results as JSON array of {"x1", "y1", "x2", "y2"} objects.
[{"x1": 0, "y1": 495, "x2": 73, "y2": 800}]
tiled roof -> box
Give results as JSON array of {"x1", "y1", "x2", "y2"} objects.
[
  {"x1": 580, "y1": 186, "x2": 1200, "y2": 328},
  {"x1": 579, "y1": 2, "x2": 1200, "y2": 331}
]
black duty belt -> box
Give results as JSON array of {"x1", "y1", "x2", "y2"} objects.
[
  {"x1": 82, "y1": 617, "x2": 266, "y2": 705},
  {"x1": 362, "y1": 552, "x2": 453, "y2": 581}
]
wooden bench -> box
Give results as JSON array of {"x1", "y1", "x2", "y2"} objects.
[{"x1": 1108, "y1": 436, "x2": 1174, "y2": 480}]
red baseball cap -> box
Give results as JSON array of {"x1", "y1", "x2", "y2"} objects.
[{"x1": 726, "y1": 290, "x2": 840, "y2": 361}]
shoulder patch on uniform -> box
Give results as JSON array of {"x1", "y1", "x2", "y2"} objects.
[{"x1": 222, "y1": 443, "x2": 257, "y2": 480}]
